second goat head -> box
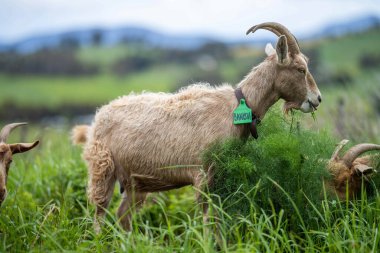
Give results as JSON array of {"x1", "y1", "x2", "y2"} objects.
[{"x1": 0, "y1": 123, "x2": 39, "y2": 206}]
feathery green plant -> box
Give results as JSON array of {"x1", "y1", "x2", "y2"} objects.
[{"x1": 203, "y1": 108, "x2": 379, "y2": 234}]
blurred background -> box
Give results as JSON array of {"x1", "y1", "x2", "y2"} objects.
[{"x1": 1, "y1": 0, "x2": 380, "y2": 142}]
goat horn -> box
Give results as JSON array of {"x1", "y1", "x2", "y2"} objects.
[
  {"x1": 330, "y1": 139, "x2": 350, "y2": 161},
  {"x1": 0, "y1": 122, "x2": 28, "y2": 143},
  {"x1": 341, "y1": 143, "x2": 380, "y2": 167},
  {"x1": 246, "y1": 22, "x2": 300, "y2": 54}
]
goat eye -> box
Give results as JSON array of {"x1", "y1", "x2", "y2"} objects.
[{"x1": 298, "y1": 68, "x2": 306, "y2": 74}]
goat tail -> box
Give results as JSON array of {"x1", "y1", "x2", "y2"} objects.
[{"x1": 71, "y1": 125, "x2": 90, "y2": 145}]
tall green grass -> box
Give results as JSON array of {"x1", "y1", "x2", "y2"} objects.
[{"x1": 1, "y1": 110, "x2": 380, "y2": 252}]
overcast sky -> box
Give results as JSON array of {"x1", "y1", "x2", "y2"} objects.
[{"x1": 1, "y1": 0, "x2": 380, "y2": 43}]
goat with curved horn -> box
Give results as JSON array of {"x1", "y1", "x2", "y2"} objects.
[
  {"x1": 0, "y1": 122, "x2": 39, "y2": 206},
  {"x1": 0, "y1": 122, "x2": 27, "y2": 143},
  {"x1": 328, "y1": 140, "x2": 380, "y2": 199},
  {"x1": 246, "y1": 22, "x2": 300, "y2": 54},
  {"x1": 72, "y1": 21, "x2": 322, "y2": 232}
]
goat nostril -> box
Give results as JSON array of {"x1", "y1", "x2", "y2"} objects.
[{"x1": 318, "y1": 95, "x2": 322, "y2": 103}]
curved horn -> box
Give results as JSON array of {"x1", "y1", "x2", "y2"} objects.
[
  {"x1": 341, "y1": 143, "x2": 380, "y2": 167},
  {"x1": 0, "y1": 122, "x2": 27, "y2": 143},
  {"x1": 246, "y1": 22, "x2": 300, "y2": 54},
  {"x1": 330, "y1": 139, "x2": 349, "y2": 161}
]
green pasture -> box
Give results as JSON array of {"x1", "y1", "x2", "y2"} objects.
[
  {"x1": 1, "y1": 29, "x2": 379, "y2": 112},
  {"x1": 1, "y1": 110, "x2": 380, "y2": 252},
  {"x1": 319, "y1": 29, "x2": 380, "y2": 74},
  {"x1": 0, "y1": 65, "x2": 183, "y2": 108}
]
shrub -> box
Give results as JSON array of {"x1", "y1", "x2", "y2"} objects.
[{"x1": 203, "y1": 109, "x2": 340, "y2": 231}]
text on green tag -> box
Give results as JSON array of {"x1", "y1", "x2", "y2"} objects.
[{"x1": 233, "y1": 99, "x2": 252, "y2": 124}]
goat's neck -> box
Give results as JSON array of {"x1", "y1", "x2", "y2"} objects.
[{"x1": 238, "y1": 61, "x2": 279, "y2": 119}]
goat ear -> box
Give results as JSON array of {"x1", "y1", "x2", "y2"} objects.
[
  {"x1": 276, "y1": 35, "x2": 289, "y2": 64},
  {"x1": 265, "y1": 43, "x2": 276, "y2": 56},
  {"x1": 353, "y1": 164, "x2": 373, "y2": 176},
  {"x1": 10, "y1": 141, "x2": 39, "y2": 154}
]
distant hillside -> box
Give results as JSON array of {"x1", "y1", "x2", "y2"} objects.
[
  {"x1": 309, "y1": 14, "x2": 380, "y2": 39},
  {"x1": 0, "y1": 14, "x2": 379, "y2": 53},
  {"x1": 0, "y1": 27, "x2": 218, "y2": 53}
]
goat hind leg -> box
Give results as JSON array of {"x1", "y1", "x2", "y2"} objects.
[
  {"x1": 84, "y1": 140, "x2": 116, "y2": 233},
  {"x1": 93, "y1": 178, "x2": 116, "y2": 233},
  {"x1": 117, "y1": 191, "x2": 147, "y2": 231}
]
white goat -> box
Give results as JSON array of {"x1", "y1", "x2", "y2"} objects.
[{"x1": 73, "y1": 22, "x2": 322, "y2": 231}]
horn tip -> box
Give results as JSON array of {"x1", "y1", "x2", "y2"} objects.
[
  {"x1": 246, "y1": 26, "x2": 256, "y2": 35},
  {"x1": 15, "y1": 122, "x2": 28, "y2": 127},
  {"x1": 33, "y1": 140, "x2": 40, "y2": 148},
  {"x1": 336, "y1": 139, "x2": 349, "y2": 147},
  {"x1": 8, "y1": 122, "x2": 28, "y2": 126},
  {"x1": 0, "y1": 122, "x2": 29, "y2": 143}
]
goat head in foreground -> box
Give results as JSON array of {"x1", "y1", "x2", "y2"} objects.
[
  {"x1": 0, "y1": 123, "x2": 39, "y2": 206},
  {"x1": 328, "y1": 140, "x2": 380, "y2": 199},
  {"x1": 247, "y1": 22, "x2": 322, "y2": 114}
]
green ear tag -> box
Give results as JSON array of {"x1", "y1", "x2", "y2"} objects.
[{"x1": 233, "y1": 99, "x2": 252, "y2": 125}]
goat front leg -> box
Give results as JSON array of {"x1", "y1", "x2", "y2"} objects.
[
  {"x1": 117, "y1": 190, "x2": 147, "y2": 231},
  {"x1": 193, "y1": 164, "x2": 223, "y2": 246},
  {"x1": 193, "y1": 165, "x2": 214, "y2": 224}
]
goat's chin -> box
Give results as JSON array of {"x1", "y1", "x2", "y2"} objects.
[
  {"x1": 283, "y1": 102, "x2": 299, "y2": 114},
  {"x1": 283, "y1": 101, "x2": 314, "y2": 114},
  {"x1": 299, "y1": 101, "x2": 315, "y2": 113}
]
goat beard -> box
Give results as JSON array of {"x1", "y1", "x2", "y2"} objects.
[{"x1": 283, "y1": 102, "x2": 299, "y2": 115}]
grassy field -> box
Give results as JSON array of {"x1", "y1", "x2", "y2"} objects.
[
  {"x1": 319, "y1": 29, "x2": 380, "y2": 74},
  {"x1": 0, "y1": 64, "x2": 187, "y2": 108},
  {"x1": 1, "y1": 112, "x2": 380, "y2": 252}
]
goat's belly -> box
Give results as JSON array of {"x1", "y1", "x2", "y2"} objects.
[
  {"x1": 112, "y1": 130, "x2": 205, "y2": 192},
  {"x1": 129, "y1": 166, "x2": 197, "y2": 193},
  {"x1": 109, "y1": 121, "x2": 225, "y2": 173},
  {"x1": 114, "y1": 132, "x2": 206, "y2": 171}
]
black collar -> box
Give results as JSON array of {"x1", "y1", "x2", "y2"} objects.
[{"x1": 234, "y1": 87, "x2": 260, "y2": 139}]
